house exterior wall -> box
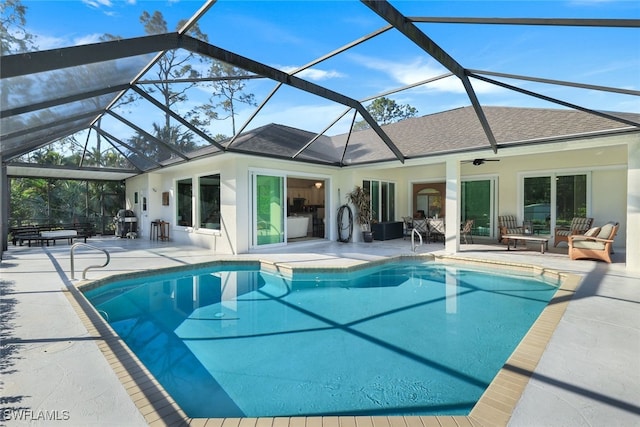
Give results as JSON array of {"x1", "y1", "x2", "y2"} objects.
[{"x1": 124, "y1": 132, "x2": 636, "y2": 269}]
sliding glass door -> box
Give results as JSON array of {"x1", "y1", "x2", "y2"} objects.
[
  {"x1": 253, "y1": 174, "x2": 285, "y2": 246},
  {"x1": 522, "y1": 173, "x2": 588, "y2": 234},
  {"x1": 364, "y1": 179, "x2": 396, "y2": 222},
  {"x1": 556, "y1": 175, "x2": 587, "y2": 227},
  {"x1": 461, "y1": 179, "x2": 495, "y2": 237},
  {"x1": 523, "y1": 176, "x2": 551, "y2": 234}
]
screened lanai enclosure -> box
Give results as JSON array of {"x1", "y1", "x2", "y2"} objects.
[{"x1": 1, "y1": 0, "x2": 639, "y2": 254}]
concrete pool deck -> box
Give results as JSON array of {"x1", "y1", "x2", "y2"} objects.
[{"x1": 1, "y1": 237, "x2": 638, "y2": 426}]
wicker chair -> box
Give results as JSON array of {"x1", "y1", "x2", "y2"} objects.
[
  {"x1": 553, "y1": 217, "x2": 593, "y2": 247},
  {"x1": 568, "y1": 222, "x2": 618, "y2": 263}
]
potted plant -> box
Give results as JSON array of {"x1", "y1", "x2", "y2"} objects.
[{"x1": 346, "y1": 185, "x2": 374, "y2": 242}]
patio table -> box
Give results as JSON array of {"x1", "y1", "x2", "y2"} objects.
[{"x1": 505, "y1": 234, "x2": 550, "y2": 254}]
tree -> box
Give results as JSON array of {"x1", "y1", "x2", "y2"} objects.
[
  {"x1": 353, "y1": 97, "x2": 418, "y2": 131},
  {"x1": 138, "y1": 11, "x2": 212, "y2": 152},
  {"x1": 0, "y1": 0, "x2": 37, "y2": 55},
  {"x1": 200, "y1": 61, "x2": 257, "y2": 135}
]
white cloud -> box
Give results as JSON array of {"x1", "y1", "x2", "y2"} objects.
[
  {"x1": 33, "y1": 34, "x2": 69, "y2": 51},
  {"x1": 351, "y1": 55, "x2": 444, "y2": 86},
  {"x1": 351, "y1": 54, "x2": 506, "y2": 96},
  {"x1": 279, "y1": 66, "x2": 345, "y2": 82},
  {"x1": 82, "y1": 0, "x2": 113, "y2": 9},
  {"x1": 74, "y1": 33, "x2": 105, "y2": 46},
  {"x1": 32, "y1": 31, "x2": 107, "y2": 50},
  {"x1": 228, "y1": 102, "x2": 350, "y2": 135}
]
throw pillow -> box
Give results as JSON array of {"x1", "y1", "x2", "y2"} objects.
[
  {"x1": 596, "y1": 223, "x2": 615, "y2": 239},
  {"x1": 584, "y1": 227, "x2": 600, "y2": 237}
]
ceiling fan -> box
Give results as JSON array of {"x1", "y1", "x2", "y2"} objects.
[{"x1": 462, "y1": 158, "x2": 501, "y2": 166}]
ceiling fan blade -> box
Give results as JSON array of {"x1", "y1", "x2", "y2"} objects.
[{"x1": 462, "y1": 158, "x2": 501, "y2": 165}]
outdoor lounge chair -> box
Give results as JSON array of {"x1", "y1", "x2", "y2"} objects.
[
  {"x1": 553, "y1": 217, "x2": 593, "y2": 247},
  {"x1": 568, "y1": 221, "x2": 619, "y2": 263},
  {"x1": 498, "y1": 215, "x2": 524, "y2": 243},
  {"x1": 460, "y1": 219, "x2": 474, "y2": 244}
]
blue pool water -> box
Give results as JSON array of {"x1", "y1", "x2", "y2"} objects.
[{"x1": 83, "y1": 261, "x2": 557, "y2": 418}]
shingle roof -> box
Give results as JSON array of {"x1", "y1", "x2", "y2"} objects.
[
  {"x1": 223, "y1": 123, "x2": 339, "y2": 164},
  {"x1": 327, "y1": 106, "x2": 640, "y2": 164}
]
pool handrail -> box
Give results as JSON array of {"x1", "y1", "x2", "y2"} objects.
[
  {"x1": 70, "y1": 243, "x2": 110, "y2": 280},
  {"x1": 411, "y1": 227, "x2": 423, "y2": 252}
]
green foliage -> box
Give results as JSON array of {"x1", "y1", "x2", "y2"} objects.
[
  {"x1": 10, "y1": 176, "x2": 124, "y2": 233},
  {"x1": 9, "y1": 148, "x2": 125, "y2": 232},
  {"x1": 353, "y1": 97, "x2": 418, "y2": 131}
]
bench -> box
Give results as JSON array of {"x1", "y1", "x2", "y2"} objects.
[
  {"x1": 11, "y1": 224, "x2": 92, "y2": 246},
  {"x1": 19, "y1": 230, "x2": 86, "y2": 247}
]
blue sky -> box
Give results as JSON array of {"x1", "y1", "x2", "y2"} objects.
[{"x1": 16, "y1": 0, "x2": 640, "y2": 138}]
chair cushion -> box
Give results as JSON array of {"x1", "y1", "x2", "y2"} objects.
[
  {"x1": 596, "y1": 223, "x2": 615, "y2": 239},
  {"x1": 572, "y1": 240, "x2": 606, "y2": 250},
  {"x1": 504, "y1": 228, "x2": 523, "y2": 235},
  {"x1": 556, "y1": 230, "x2": 572, "y2": 237},
  {"x1": 501, "y1": 216, "x2": 519, "y2": 229},
  {"x1": 570, "y1": 217, "x2": 592, "y2": 231},
  {"x1": 584, "y1": 227, "x2": 600, "y2": 237}
]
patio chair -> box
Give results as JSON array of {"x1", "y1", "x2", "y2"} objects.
[
  {"x1": 498, "y1": 215, "x2": 524, "y2": 243},
  {"x1": 402, "y1": 216, "x2": 413, "y2": 240},
  {"x1": 460, "y1": 219, "x2": 474, "y2": 244},
  {"x1": 568, "y1": 222, "x2": 619, "y2": 263},
  {"x1": 428, "y1": 218, "x2": 445, "y2": 243},
  {"x1": 553, "y1": 217, "x2": 593, "y2": 247},
  {"x1": 412, "y1": 218, "x2": 428, "y2": 240}
]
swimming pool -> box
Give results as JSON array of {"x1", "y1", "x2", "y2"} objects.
[{"x1": 83, "y1": 260, "x2": 557, "y2": 418}]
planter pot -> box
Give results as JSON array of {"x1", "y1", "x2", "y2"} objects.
[{"x1": 362, "y1": 231, "x2": 374, "y2": 242}]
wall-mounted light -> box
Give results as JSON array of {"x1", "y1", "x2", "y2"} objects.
[{"x1": 315, "y1": 182, "x2": 323, "y2": 189}]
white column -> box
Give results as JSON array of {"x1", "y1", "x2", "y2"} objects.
[
  {"x1": 627, "y1": 139, "x2": 640, "y2": 272},
  {"x1": 445, "y1": 158, "x2": 460, "y2": 254}
]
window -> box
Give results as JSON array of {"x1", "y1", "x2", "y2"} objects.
[
  {"x1": 199, "y1": 174, "x2": 221, "y2": 230},
  {"x1": 177, "y1": 178, "x2": 192, "y2": 226},
  {"x1": 363, "y1": 179, "x2": 395, "y2": 222}
]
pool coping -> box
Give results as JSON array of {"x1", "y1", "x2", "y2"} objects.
[{"x1": 67, "y1": 254, "x2": 579, "y2": 427}]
